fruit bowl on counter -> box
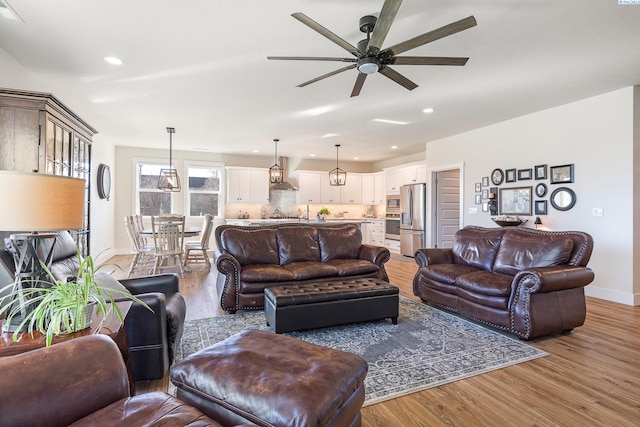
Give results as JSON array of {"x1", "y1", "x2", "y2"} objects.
[{"x1": 491, "y1": 216, "x2": 528, "y2": 227}]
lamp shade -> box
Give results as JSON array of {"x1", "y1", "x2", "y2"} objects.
[{"x1": 0, "y1": 171, "x2": 85, "y2": 231}]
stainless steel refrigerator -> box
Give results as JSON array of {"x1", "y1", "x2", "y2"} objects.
[{"x1": 400, "y1": 183, "x2": 426, "y2": 256}]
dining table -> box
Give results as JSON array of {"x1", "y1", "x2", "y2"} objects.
[{"x1": 139, "y1": 227, "x2": 201, "y2": 238}]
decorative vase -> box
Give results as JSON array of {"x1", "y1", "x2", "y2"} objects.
[{"x1": 317, "y1": 215, "x2": 325, "y2": 222}]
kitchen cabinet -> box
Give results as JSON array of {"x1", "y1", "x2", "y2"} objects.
[
  {"x1": 370, "y1": 220, "x2": 385, "y2": 247},
  {"x1": 0, "y1": 88, "x2": 96, "y2": 255},
  {"x1": 341, "y1": 174, "x2": 362, "y2": 204},
  {"x1": 360, "y1": 222, "x2": 371, "y2": 245},
  {"x1": 402, "y1": 163, "x2": 427, "y2": 185},
  {"x1": 385, "y1": 238, "x2": 401, "y2": 254},
  {"x1": 226, "y1": 167, "x2": 270, "y2": 203},
  {"x1": 362, "y1": 173, "x2": 385, "y2": 204},
  {"x1": 320, "y1": 175, "x2": 341, "y2": 204},
  {"x1": 385, "y1": 169, "x2": 403, "y2": 193},
  {"x1": 297, "y1": 171, "x2": 322, "y2": 203}
]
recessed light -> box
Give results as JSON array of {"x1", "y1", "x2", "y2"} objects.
[
  {"x1": 321, "y1": 133, "x2": 339, "y2": 138},
  {"x1": 353, "y1": 157, "x2": 359, "y2": 160},
  {"x1": 192, "y1": 147, "x2": 208, "y2": 152},
  {"x1": 373, "y1": 118, "x2": 409, "y2": 125},
  {"x1": 252, "y1": 149, "x2": 259, "y2": 153},
  {"x1": 104, "y1": 56, "x2": 123, "y2": 65},
  {"x1": 391, "y1": 146, "x2": 398, "y2": 149},
  {"x1": 310, "y1": 154, "x2": 316, "y2": 157},
  {"x1": 423, "y1": 108, "x2": 434, "y2": 114}
]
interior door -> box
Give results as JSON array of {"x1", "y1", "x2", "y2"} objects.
[{"x1": 434, "y1": 169, "x2": 460, "y2": 248}]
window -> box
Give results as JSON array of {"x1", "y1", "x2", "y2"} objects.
[
  {"x1": 186, "y1": 164, "x2": 222, "y2": 217},
  {"x1": 136, "y1": 162, "x2": 172, "y2": 215}
]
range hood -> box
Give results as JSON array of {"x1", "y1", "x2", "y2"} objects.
[{"x1": 271, "y1": 157, "x2": 298, "y2": 191}]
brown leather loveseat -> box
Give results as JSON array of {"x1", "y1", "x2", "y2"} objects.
[
  {"x1": 215, "y1": 223, "x2": 390, "y2": 313},
  {"x1": 413, "y1": 226, "x2": 595, "y2": 339}
]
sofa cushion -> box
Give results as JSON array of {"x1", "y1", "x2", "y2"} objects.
[
  {"x1": 452, "y1": 228, "x2": 503, "y2": 271},
  {"x1": 220, "y1": 228, "x2": 279, "y2": 266},
  {"x1": 493, "y1": 230, "x2": 574, "y2": 276},
  {"x1": 325, "y1": 259, "x2": 379, "y2": 276},
  {"x1": 240, "y1": 264, "x2": 295, "y2": 282},
  {"x1": 317, "y1": 225, "x2": 362, "y2": 262},
  {"x1": 420, "y1": 264, "x2": 480, "y2": 285},
  {"x1": 455, "y1": 270, "x2": 514, "y2": 297},
  {"x1": 276, "y1": 226, "x2": 320, "y2": 265},
  {"x1": 282, "y1": 261, "x2": 339, "y2": 280}
]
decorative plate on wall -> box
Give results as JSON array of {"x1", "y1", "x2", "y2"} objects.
[{"x1": 97, "y1": 163, "x2": 111, "y2": 201}]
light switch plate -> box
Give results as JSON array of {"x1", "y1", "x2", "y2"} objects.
[
  {"x1": 469, "y1": 207, "x2": 478, "y2": 215},
  {"x1": 593, "y1": 208, "x2": 603, "y2": 217}
]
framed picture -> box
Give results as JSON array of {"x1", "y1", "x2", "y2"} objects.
[
  {"x1": 505, "y1": 168, "x2": 517, "y2": 183},
  {"x1": 534, "y1": 164, "x2": 547, "y2": 180},
  {"x1": 475, "y1": 182, "x2": 481, "y2": 192},
  {"x1": 482, "y1": 176, "x2": 489, "y2": 187},
  {"x1": 482, "y1": 189, "x2": 489, "y2": 199},
  {"x1": 475, "y1": 194, "x2": 482, "y2": 204},
  {"x1": 517, "y1": 168, "x2": 532, "y2": 180},
  {"x1": 535, "y1": 183, "x2": 548, "y2": 197},
  {"x1": 535, "y1": 200, "x2": 548, "y2": 215},
  {"x1": 550, "y1": 164, "x2": 574, "y2": 184},
  {"x1": 499, "y1": 186, "x2": 532, "y2": 215},
  {"x1": 482, "y1": 202, "x2": 489, "y2": 212}
]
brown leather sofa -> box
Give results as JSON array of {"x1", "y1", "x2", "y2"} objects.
[
  {"x1": 413, "y1": 226, "x2": 595, "y2": 339},
  {"x1": 0, "y1": 334, "x2": 252, "y2": 427},
  {"x1": 215, "y1": 223, "x2": 390, "y2": 313}
]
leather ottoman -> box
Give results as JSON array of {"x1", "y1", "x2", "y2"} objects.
[
  {"x1": 264, "y1": 278, "x2": 399, "y2": 333},
  {"x1": 170, "y1": 329, "x2": 368, "y2": 427}
]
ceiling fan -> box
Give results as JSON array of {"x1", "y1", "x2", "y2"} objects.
[{"x1": 267, "y1": 0, "x2": 477, "y2": 97}]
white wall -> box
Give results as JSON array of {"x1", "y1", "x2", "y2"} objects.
[
  {"x1": 90, "y1": 135, "x2": 116, "y2": 260},
  {"x1": 426, "y1": 87, "x2": 637, "y2": 305}
]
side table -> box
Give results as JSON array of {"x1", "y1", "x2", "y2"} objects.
[{"x1": 0, "y1": 301, "x2": 134, "y2": 394}]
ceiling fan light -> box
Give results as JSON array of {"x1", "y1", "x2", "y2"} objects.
[{"x1": 358, "y1": 61, "x2": 379, "y2": 74}]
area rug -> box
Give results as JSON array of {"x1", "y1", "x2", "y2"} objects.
[{"x1": 175, "y1": 297, "x2": 547, "y2": 406}]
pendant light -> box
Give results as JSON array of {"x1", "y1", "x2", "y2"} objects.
[
  {"x1": 329, "y1": 144, "x2": 346, "y2": 186},
  {"x1": 269, "y1": 138, "x2": 283, "y2": 184},
  {"x1": 158, "y1": 127, "x2": 181, "y2": 192}
]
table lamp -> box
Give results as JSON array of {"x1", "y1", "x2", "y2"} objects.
[{"x1": 0, "y1": 171, "x2": 85, "y2": 332}]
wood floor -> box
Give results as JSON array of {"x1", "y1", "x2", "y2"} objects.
[{"x1": 110, "y1": 254, "x2": 640, "y2": 426}]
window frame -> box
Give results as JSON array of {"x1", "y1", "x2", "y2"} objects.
[
  {"x1": 133, "y1": 158, "x2": 175, "y2": 216},
  {"x1": 184, "y1": 161, "x2": 225, "y2": 219}
]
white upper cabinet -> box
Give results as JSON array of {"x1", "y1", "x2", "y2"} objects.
[
  {"x1": 341, "y1": 174, "x2": 363, "y2": 204},
  {"x1": 386, "y1": 169, "x2": 403, "y2": 193},
  {"x1": 226, "y1": 167, "x2": 269, "y2": 203},
  {"x1": 297, "y1": 172, "x2": 322, "y2": 203},
  {"x1": 402, "y1": 163, "x2": 427, "y2": 185}
]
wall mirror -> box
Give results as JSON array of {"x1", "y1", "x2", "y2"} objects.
[{"x1": 550, "y1": 187, "x2": 576, "y2": 211}]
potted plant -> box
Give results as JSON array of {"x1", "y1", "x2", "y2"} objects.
[
  {"x1": 317, "y1": 207, "x2": 330, "y2": 222},
  {"x1": 0, "y1": 251, "x2": 151, "y2": 346}
]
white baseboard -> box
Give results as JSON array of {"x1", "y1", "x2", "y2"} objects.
[{"x1": 585, "y1": 285, "x2": 638, "y2": 306}]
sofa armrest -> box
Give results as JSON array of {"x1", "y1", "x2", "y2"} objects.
[
  {"x1": 119, "y1": 273, "x2": 180, "y2": 295},
  {"x1": 513, "y1": 266, "x2": 595, "y2": 294},
  {"x1": 414, "y1": 248, "x2": 454, "y2": 268},
  {"x1": 358, "y1": 244, "x2": 390, "y2": 265},
  {"x1": 215, "y1": 252, "x2": 242, "y2": 312},
  {"x1": 0, "y1": 335, "x2": 129, "y2": 427}
]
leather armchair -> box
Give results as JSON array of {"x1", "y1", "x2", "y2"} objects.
[
  {"x1": 0, "y1": 334, "x2": 235, "y2": 427},
  {"x1": 118, "y1": 273, "x2": 186, "y2": 381}
]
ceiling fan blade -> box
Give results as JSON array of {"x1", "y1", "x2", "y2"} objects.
[
  {"x1": 390, "y1": 56, "x2": 469, "y2": 66},
  {"x1": 297, "y1": 64, "x2": 358, "y2": 87},
  {"x1": 383, "y1": 15, "x2": 477, "y2": 57},
  {"x1": 268, "y1": 56, "x2": 356, "y2": 63},
  {"x1": 350, "y1": 73, "x2": 368, "y2": 97},
  {"x1": 366, "y1": 0, "x2": 402, "y2": 55},
  {"x1": 292, "y1": 12, "x2": 361, "y2": 56},
  {"x1": 378, "y1": 66, "x2": 418, "y2": 91}
]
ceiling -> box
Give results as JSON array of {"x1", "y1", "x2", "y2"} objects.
[{"x1": 1, "y1": 0, "x2": 639, "y2": 163}]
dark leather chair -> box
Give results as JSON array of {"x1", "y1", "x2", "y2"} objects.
[
  {"x1": 0, "y1": 334, "x2": 240, "y2": 427},
  {"x1": 2, "y1": 235, "x2": 186, "y2": 382},
  {"x1": 119, "y1": 273, "x2": 186, "y2": 381}
]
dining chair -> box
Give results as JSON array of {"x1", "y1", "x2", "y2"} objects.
[
  {"x1": 124, "y1": 215, "x2": 155, "y2": 278},
  {"x1": 184, "y1": 214, "x2": 214, "y2": 271},
  {"x1": 150, "y1": 214, "x2": 185, "y2": 278}
]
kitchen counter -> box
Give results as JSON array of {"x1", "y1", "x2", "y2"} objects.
[{"x1": 224, "y1": 218, "x2": 382, "y2": 226}]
